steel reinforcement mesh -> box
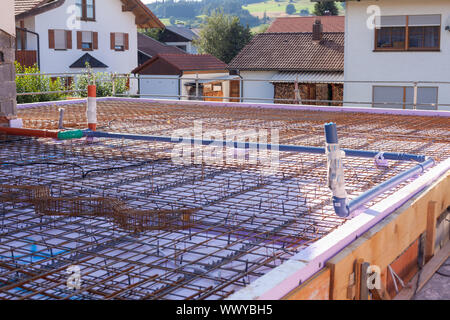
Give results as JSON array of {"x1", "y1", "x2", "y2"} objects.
[{"x1": 0, "y1": 100, "x2": 448, "y2": 300}]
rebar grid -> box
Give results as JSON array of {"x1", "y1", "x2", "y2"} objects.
[{"x1": 0, "y1": 101, "x2": 448, "y2": 300}]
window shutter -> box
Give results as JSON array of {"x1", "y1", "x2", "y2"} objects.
[
  {"x1": 48, "y1": 29, "x2": 55, "y2": 49},
  {"x1": 124, "y1": 33, "x2": 129, "y2": 51},
  {"x1": 93, "y1": 32, "x2": 98, "y2": 50},
  {"x1": 77, "y1": 31, "x2": 82, "y2": 49},
  {"x1": 66, "y1": 30, "x2": 72, "y2": 49},
  {"x1": 110, "y1": 33, "x2": 115, "y2": 50}
]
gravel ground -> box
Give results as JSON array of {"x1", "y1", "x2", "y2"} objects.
[{"x1": 414, "y1": 257, "x2": 450, "y2": 300}]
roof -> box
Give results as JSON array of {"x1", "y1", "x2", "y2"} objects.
[
  {"x1": 270, "y1": 71, "x2": 344, "y2": 83},
  {"x1": 266, "y1": 16, "x2": 345, "y2": 33},
  {"x1": 228, "y1": 32, "x2": 344, "y2": 72},
  {"x1": 14, "y1": 0, "x2": 164, "y2": 28},
  {"x1": 15, "y1": 0, "x2": 63, "y2": 18},
  {"x1": 138, "y1": 33, "x2": 186, "y2": 58},
  {"x1": 69, "y1": 53, "x2": 108, "y2": 69},
  {"x1": 160, "y1": 26, "x2": 199, "y2": 42},
  {"x1": 132, "y1": 54, "x2": 228, "y2": 74}
]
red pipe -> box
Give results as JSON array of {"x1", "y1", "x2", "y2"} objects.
[{"x1": 0, "y1": 127, "x2": 59, "y2": 139}]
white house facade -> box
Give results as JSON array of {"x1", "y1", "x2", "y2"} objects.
[
  {"x1": 343, "y1": 0, "x2": 450, "y2": 111},
  {"x1": 14, "y1": 0, "x2": 163, "y2": 75}
]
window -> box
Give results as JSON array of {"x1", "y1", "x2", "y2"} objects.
[
  {"x1": 373, "y1": 86, "x2": 438, "y2": 110},
  {"x1": 110, "y1": 33, "x2": 129, "y2": 51},
  {"x1": 54, "y1": 30, "x2": 67, "y2": 50},
  {"x1": 77, "y1": 31, "x2": 97, "y2": 51},
  {"x1": 375, "y1": 14, "x2": 440, "y2": 51},
  {"x1": 76, "y1": 0, "x2": 95, "y2": 21},
  {"x1": 16, "y1": 29, "x2": 27, "y2": 50},
  {"x1": 115, "y1": 33, "x2": 124, "y2": 50},
  {"x1": 48, "y1": 30, "x2": 72, "y2": 50},
  {"x1": 82, "y1": 31, "x2": 93, "y2": 50}
]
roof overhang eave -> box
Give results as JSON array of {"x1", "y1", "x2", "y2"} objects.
[{"x1": 15, "y1": 0, "x2": 66, "y2": 21}]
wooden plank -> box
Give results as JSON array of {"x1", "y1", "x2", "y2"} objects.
[
  {"x1": 282, "y1": 268, "x2": 331, "y2": 300},
  {"x1": 360, "y1": 262, "x2": 370, "y2": 300},
  {"x1": 394, "y1": 240, "x2": 450, "y2": 300},
  {"x1": 425, "y1": 201, "x2": 438, "y2": 263},
  {"x1": 386, "y1": 239, "x2": 419, "y2": 297},
  {"x1": 327, "y1": 172, "x2": 450, "y2": 300},
  {"x1": 354, "y1": 258, "x2": 363, "y2": 300}
]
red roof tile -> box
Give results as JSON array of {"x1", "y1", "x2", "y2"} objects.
[
  {"x1": 14, "y1": 0, "x2": 49, "y2": 15},
  {"x1": 266, "y1": 16, "x2": 345, "y2": 33},
  {"x1": 138, "y1": 33, "x2": 186, "y2": 57},
  {"x1": 133, "y1": 54, "x2": 228, "y2": 74},
  {"x1": 228, "y1": 32, "x2": 344, "y2": 72}
]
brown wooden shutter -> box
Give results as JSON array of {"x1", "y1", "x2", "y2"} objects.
[
  {"x1": 110, "y1": 33, "x2": 115, "y2": 50},
  {"x1": 77, "y1": 31, "x2": 82, "y2": 49},
  {"x1": 93, "y1": 32, "x2": 98, "y2": 50},
  {"x1": 124, "y1": 33, "x2": 129, "y2": 51},
  {"x1": 48, "y1": 30, "x2": 55, "y2": 49},
  {"x1": 66, "y1": 30, "x2": 72, "y2": 49}
]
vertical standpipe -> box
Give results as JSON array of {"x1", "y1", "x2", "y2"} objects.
[
  {"x1": 87, "y1": 85, "x2": 97, "y2": 131},
  {"x1": 325, "y1": 122, "x2": 350, "y2": 217}
]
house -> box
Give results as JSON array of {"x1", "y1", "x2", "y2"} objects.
[
  {"x1": 137, "y1": 32, "x2": 185, "y2": 66},
  {"x1": 335, "y1": 0, "x2": 450, "y2": 111},
  {"x1": 131, "y1": 53, "x2": 239, "y2": 101},
  {"x1": 0, "y1": 0, "x2": 16, "y2": 124},
  {"x1": 159, "y1": 25, "x2": 199, "y2": 54},
  {"x1": 266, "y1": 15, "x2": 345, "y2": 33},
  {"x1": 14, "y1": 0, "x2": 164, "y2": 77},
  {"x1": 228, "y1": 19, "x2": 344, "y2": 105}
]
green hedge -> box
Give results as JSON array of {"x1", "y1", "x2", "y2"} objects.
[
  {"x1": 71, "y1": 63, "x2": 129, "y2": 98},
  {"x1": 15, "y1": 62, "x2": 66, "y2": 104}
]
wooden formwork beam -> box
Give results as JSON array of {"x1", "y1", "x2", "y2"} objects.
[
  {"x1": 282, "y1": 268, "x2": 331, "y2": 300},
  {"x1": 425, "y1": 201, "x2": 438, "y2": 263},
  {"x1": 326, "y1": 171, "x2": 450, "y2": 300}
]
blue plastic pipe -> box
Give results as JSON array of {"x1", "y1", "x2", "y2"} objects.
[
  {"x1": 348, "y1": 156, "x2": 435, "y2": 213},
  {"x1": 84, "y1": 130, "x2": 426, "y2": 163},
  {"x1": 324, "y1": 123, "x2": 349, "y2": 217}
]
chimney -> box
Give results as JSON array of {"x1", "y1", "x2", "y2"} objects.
[{"x1": 312, "y1": 19, "x2": 323, "y2": 41}]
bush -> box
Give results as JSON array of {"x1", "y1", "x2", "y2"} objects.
[
  {"x1": 285, "y1": 4, "x2": 296, "y2": 15},
  {"x1": 15, "y1": 62, "x2": 66, "y2": 104},
  {"x1": 71, "y1": 63, "x2": 129, "y2": 98}
]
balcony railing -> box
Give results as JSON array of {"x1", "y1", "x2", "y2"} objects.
[{"x1": 15, "y1": 50, "x2": 37, "y2": 67}]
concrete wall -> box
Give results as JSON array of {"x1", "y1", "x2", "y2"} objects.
[
  {"x1": 139, "y1": 75, "x2": 180, "y2": 100},
  {"x1": 165, "y1": 41, "x2": 198, "y2": 54},
  {"x1": 0, "y1": 0, "x2": 17, "y2": 120},
  {"x1": 18, "y1": 0, "x2": 139, "y2": 75},
  {"x1": 344, "y1": 0, "x2": 450, "y2": 111},
  {"x1": 0, "y1": 0, "x2": 15, "y2": 36},
  {"x1": 240, "y1": 71, "x2": 276, "y2": 103}
]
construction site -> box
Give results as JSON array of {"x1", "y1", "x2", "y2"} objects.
[{"x1": 0, "y1": 96, "x2": 449, "y2": 300}]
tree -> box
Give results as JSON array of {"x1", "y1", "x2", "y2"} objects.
[
  {"x1": 194, "y1": 10, "x2": 253, "y2": 64},
  {"x1": 139, "y1": 28, "x2": 162, "y2": 41},
  {"x1": 313, "y1": 1, "x2": 339, "y2": 16},
  {"x1": 285, "y1": 4, "x2": 296, "y2": 15}
]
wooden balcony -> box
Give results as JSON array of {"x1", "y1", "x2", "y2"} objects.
[{"x1": 15, "y1": 50, "x2": 37, "y2": 68}]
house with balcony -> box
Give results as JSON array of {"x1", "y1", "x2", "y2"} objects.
[
  {"x1": 330, "y1": 0, "x2": 450, "y2": 111},
  {"x1": 14, "y1": 0, "x2": 164, "y2": 76}
]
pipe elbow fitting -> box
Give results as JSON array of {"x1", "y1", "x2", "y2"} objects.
[{"x1": 332, "y1": 196, "x2": 350, "y2": 218}]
